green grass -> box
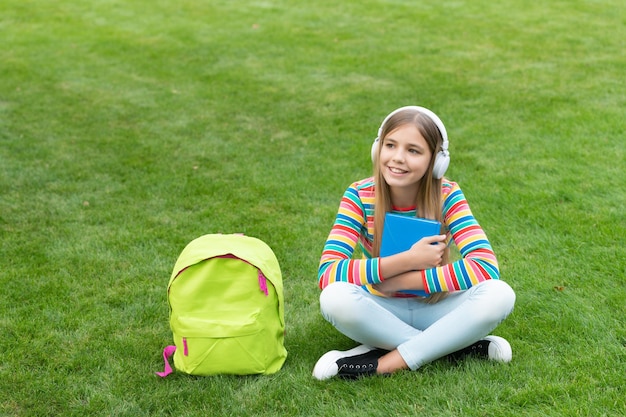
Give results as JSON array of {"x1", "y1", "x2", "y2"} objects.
[{"x1": 1, "y1": 0, "x2": 624, "y2": 415}]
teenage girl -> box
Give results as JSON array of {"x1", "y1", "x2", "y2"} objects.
[{"x1": 313, "y1": 106, "x2": 516, "y2": 380}]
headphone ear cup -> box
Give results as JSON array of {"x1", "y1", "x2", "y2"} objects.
[
  {"x1": 432, "y1": 150, "x2": 450, "y2": 179},
  {"x1": 371, "y1": 138, "x2": 379, "y2": 162}
]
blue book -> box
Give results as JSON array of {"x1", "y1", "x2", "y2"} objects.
[
  {"x1": 380, "y1": 213, "x2": 441, "y2": 297},
  {"x1": 380, "y1": 213, "x2": 441, "y2": 257}
]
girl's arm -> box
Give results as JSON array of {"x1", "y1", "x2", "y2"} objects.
[
  {"x1": 318, "y1": 183, "x2": 382, "y2": 290},
  {"x1": 378, "y1": 234, "x2": 447, "y2": 278},
  {"x1": 421, "y1": 183, "x2": 500, "y2": 293}
]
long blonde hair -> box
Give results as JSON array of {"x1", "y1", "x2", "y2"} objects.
[{"x1": 372, "y1": 108, "x2": 449, "y2": 302}]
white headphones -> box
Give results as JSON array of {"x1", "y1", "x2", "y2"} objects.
[{"x1": 371, "y1": 105, "x2": 450, "y2": 179}]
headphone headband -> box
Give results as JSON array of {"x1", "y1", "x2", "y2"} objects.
[{"x1": 376, "y1": 105, "x2": 448, "y2": 151}]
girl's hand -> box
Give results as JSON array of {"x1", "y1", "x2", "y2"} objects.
[
  {"x1": 408, "y1": 234, "x2": 447, "y2": 271},
  {"x1": 377, "y1": 234, "x2": 448, "y2": 286}
]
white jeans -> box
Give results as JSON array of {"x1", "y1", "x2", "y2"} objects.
[{"x1": 319, "y1": 279, "x2": 516, "y2": 370}]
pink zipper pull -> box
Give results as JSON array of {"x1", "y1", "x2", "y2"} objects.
[{"x1": 258, "y1": 271, "x2": 268, "y2": 296}]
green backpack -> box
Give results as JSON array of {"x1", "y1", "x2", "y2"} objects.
[{"x1": 157, "y1": 234, "x2": 287, "y2": 377}]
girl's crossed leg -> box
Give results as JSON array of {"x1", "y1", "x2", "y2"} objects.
[{"x1": 315, "y1": 279, "x2": 515, "y2": 378}]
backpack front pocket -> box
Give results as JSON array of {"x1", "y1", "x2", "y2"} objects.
[{"x1": 172, "y1": 313, "x2": 269, "y2": 375}]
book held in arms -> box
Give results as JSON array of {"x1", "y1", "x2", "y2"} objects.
[{"x1": 380, "y1": 213, "x2": 441, "y2": 296}]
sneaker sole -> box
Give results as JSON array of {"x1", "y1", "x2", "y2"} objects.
[
  {"x1": 484, "y1": 335, "x2": 512, "y2": 363},
  {"x1": 312, "y1": 345, "x2": 374, "y2": 380}
]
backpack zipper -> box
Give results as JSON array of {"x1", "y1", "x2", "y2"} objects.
[{"x1": 213, "y1": 254, "x2": 270, "y2": 296}]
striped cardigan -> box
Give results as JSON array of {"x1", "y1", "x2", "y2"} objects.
[{"x1": 318, "y1": 177, "x2": 500, "y2": 295}]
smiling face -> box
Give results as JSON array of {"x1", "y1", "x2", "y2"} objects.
[{"x1": 379, "y1": 123, "x2": 433, "y2": 207}]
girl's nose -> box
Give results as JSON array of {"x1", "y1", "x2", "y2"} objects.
[{"x1": 392, "y1": 149, "x2": 405, "y2": 162}]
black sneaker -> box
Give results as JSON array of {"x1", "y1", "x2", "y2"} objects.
[
  {"x1": 447, "y1": 335, "x2": 512, "y2": 363},
  {"x1": 336, "y1": 349, "x2": 388, "y2": 379},
  {"x1": 313, "y1": 345, "x2": 375, "y2": 380}
]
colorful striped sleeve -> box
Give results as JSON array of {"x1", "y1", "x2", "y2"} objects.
[
  {"x1": 318, "y1": 179, "x2": 381, "y2": 289},
  {"x1": 421, "y1": 182, "x2": 500, "y2": 293}
]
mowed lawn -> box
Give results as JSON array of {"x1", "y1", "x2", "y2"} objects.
[{"x1": 0, "y1": 0, "x2": 624, "y2": 416}]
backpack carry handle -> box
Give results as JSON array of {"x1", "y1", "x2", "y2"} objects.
[{"x1": 156, "y1": 345, "x2": 177, "y2": 378}]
